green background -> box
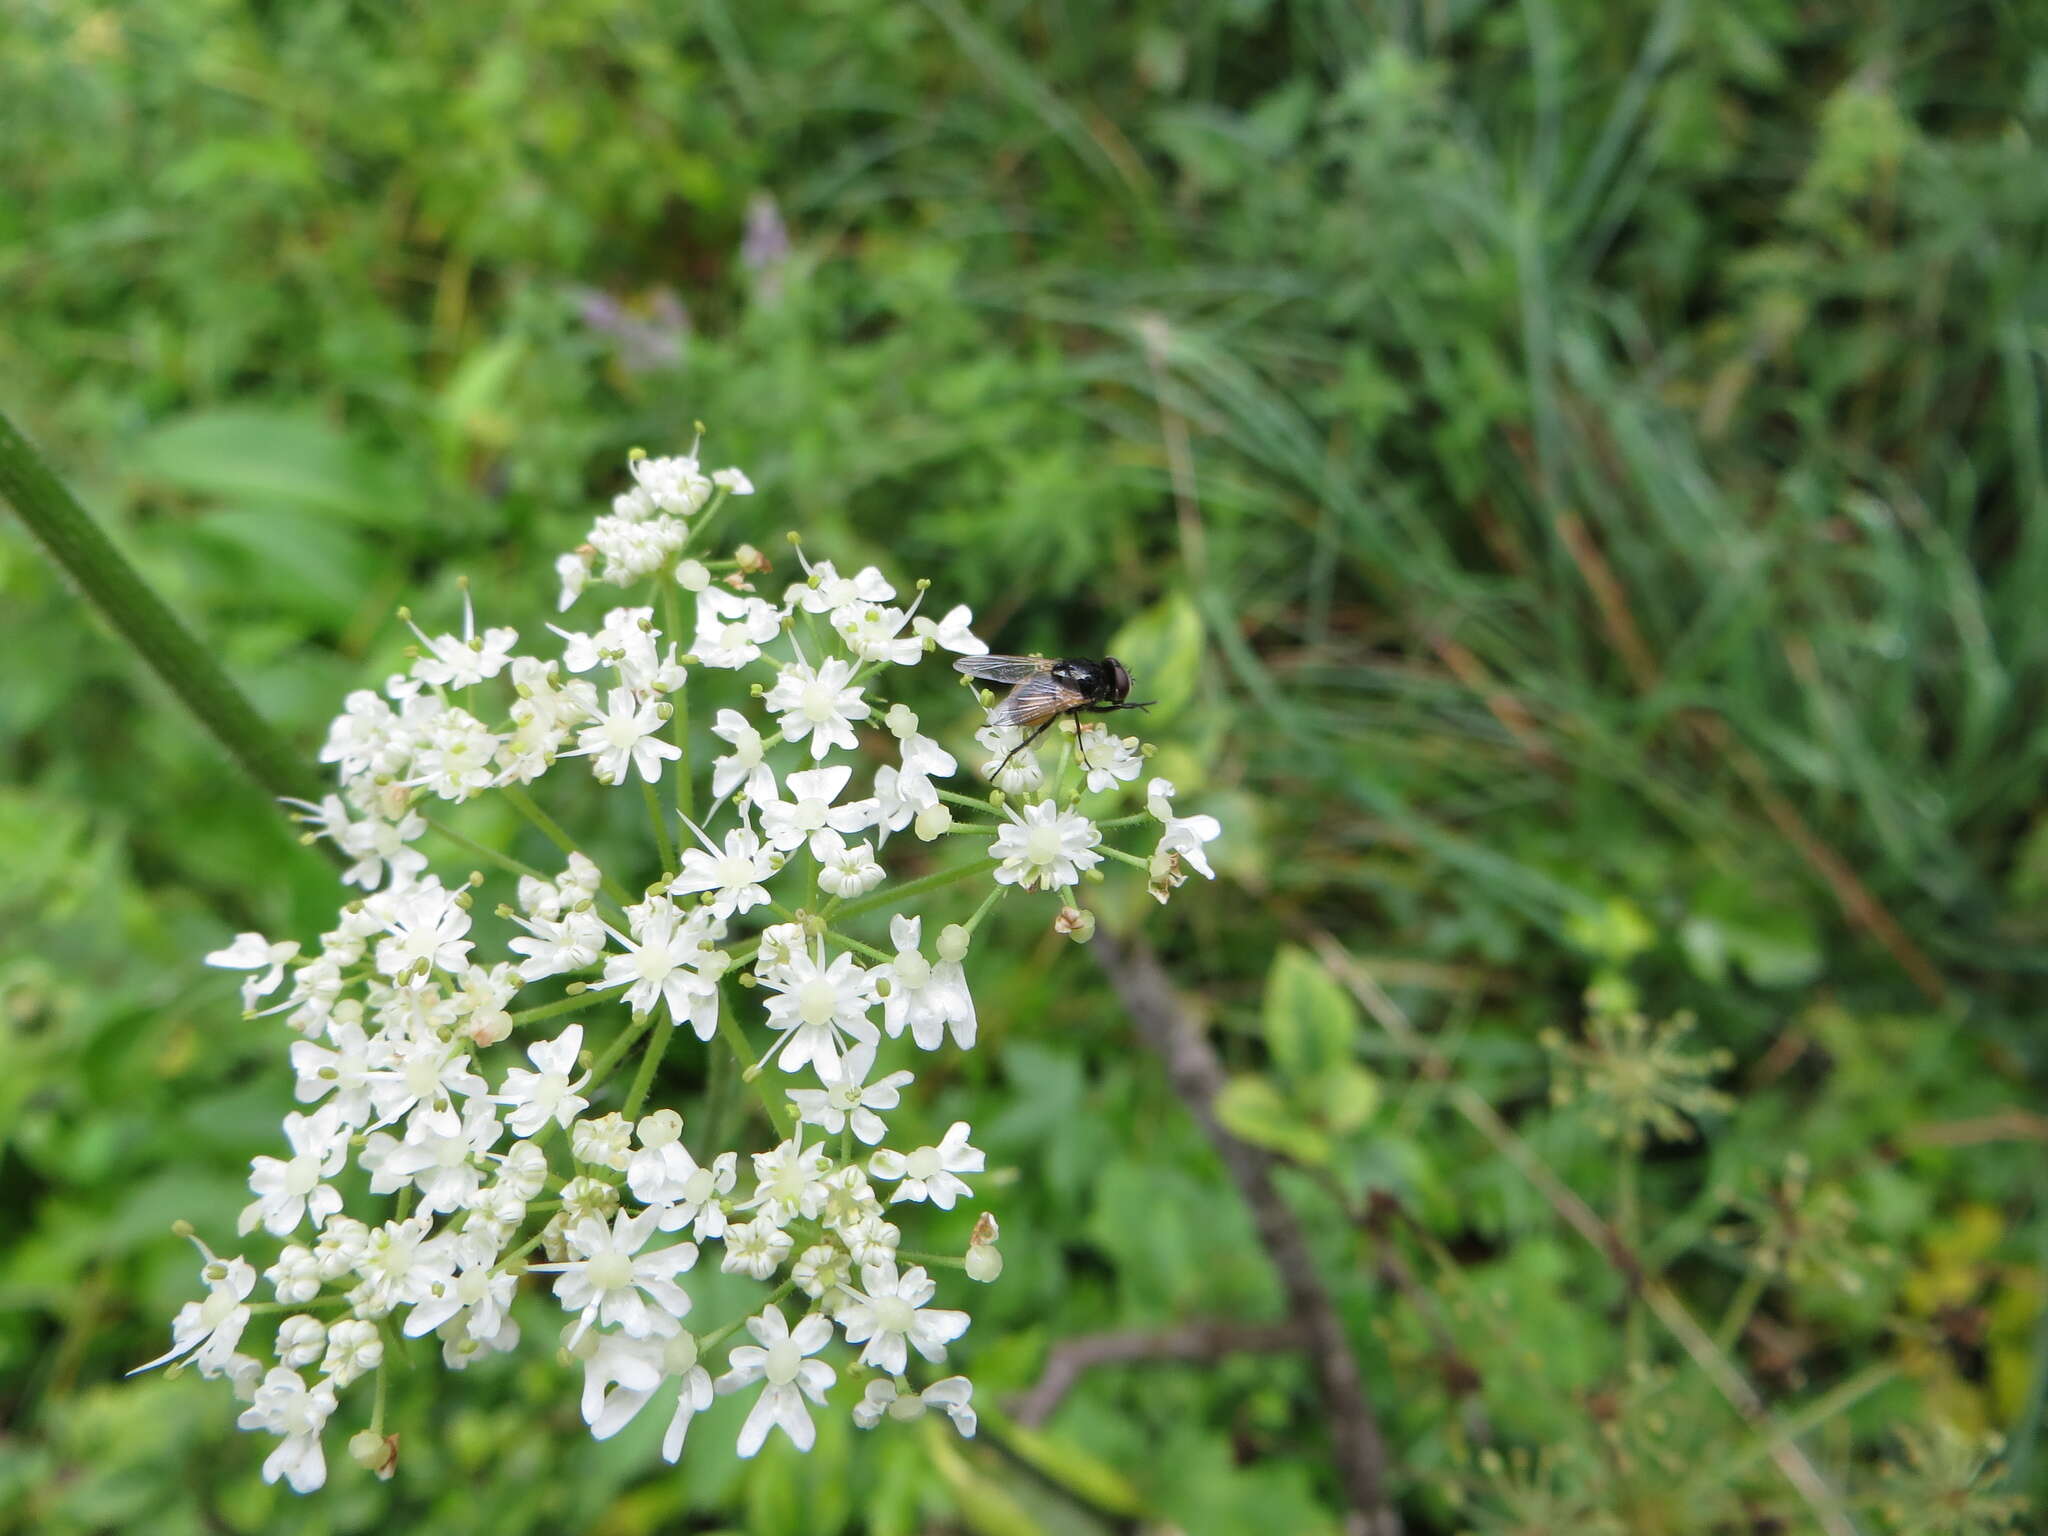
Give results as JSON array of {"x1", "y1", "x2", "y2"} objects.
[{"x1": 3, "y1": 2, "x2": 2044, "y2": 1531}]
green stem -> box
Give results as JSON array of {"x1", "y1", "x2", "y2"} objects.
[
  {"x1": 623, "y1": 1014, "x2": 676, "y2": 1122},
  {"x1": 1097, "y1": 845, "x2": 1152, "y2": 871},
  {"x1": 643, "y1": 778, "x2": 677, "y2": 874},
  {"x1": 961, "y1": 882, "x2": 1008, "y2": 937},
  {"x1": 0, "y1": 409, "x2": 340, "y2": 860},
  {"x1": 1714, "y1": 1265, "x2": 1771, "y2": 1355},
  {"x1": 590, "y1": 1010, "x2": 657, "y2": 1086},
  {"x1": 510, "y1": 992, "x2": 592, "y2": 1027},
  {"x1": 716, "y1": 1003, "x2": 790, "y2": 1133},
  {"x1": 1618, "y1": 1152, "x2": 1645, "y2": 1369},
  {"x1": 699, "y1": 1276, "x2": 798, "y2": 1351},
  {"x1": 425, "y1": 817, "x2": 550, "y2": 883},
  {"x1": 938, "y1": 789, "x2": 998, "y2": 815},
  {"x1": 501, "y1": 784, "x2": 633, "y2": 906},
  {"x1": 661, "y1": 580, "x2": 695, "y2": 823},
  {"x1": 826, "y1": 928, "x2": 892, "y2": 964},
  {"x1": 833, "y1": 857, "x2": 1001, "y2": 921}
]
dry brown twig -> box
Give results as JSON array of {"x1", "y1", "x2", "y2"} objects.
[
  {"x1": 1010, "y1": 1318, "x2": 1310, "y2": 1428},
  {"x1": 1088, "y1": 927, "x2": 1405, "y2": 1536}
]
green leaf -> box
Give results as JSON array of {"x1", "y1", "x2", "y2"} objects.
[
  {"x1": 1215, "y1": 1073, "x2": 1329, "y2": 1165},
  {"x1": 1260, "y1": 944, "x2": 1360, "y2": 1084},
  {"x1": 1563, "y1": 896, "x2": 1656, "y2": 965},
  {"x1": 130, "y1": 408, "x2": 404, "y2": 527},
  {"x1": 982, "y1": 1406, "x2": 1145, "y2": 1516},
  {"x1": 1318, "y1": 1063, "x2": 1381, "y2": 1136},
  {"x1": 1683, "y1": 877, "x2": 1822, "y2": 989},
  {"x1": 1105, "y1": 591, "x2": 1203, "y2": 727}
]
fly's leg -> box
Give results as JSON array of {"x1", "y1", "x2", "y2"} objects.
[{"x1": 992, "y1": 715, "x2": 1063, "y2": 780}]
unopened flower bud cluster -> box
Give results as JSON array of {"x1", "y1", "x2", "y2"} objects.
[{"x1": 138, "y1": 436, "x2": 1221, "y2": 1493}]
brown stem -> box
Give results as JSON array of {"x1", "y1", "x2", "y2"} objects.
[
  {"x1": 1091, "y1": 927, "x2": 1404, "y2": 1536},
  {"x1": 1010, "y1": 1318, "x2": 1309, "y2": 1428}
]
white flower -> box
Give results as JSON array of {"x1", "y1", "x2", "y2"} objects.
[
  {"x1": 205, "y1": 932, "x2": 301, "y2": 1013},
  {"x1": 735, "y1": 1133, "x2": 833, "y2": 1227},
  {"x1": 974, "y1": 724, "x2": 1045, "y2": 794},
  {"x1": 626, "y1": 450, "x2": 713, "y2": 515},
  {"x1": 289, "y1": 794, "x2": 429, "y2": 891},
  {"x1": 572, "y1": 688, "x2": 680, "y2": 785},
  {"x1": 757, "y1": 764, "x2": 876, "y2": 857},
  {"x1": 363, "y1": 1034, "x2": 488, "y2": 1127},
  {"x1": 528, "y1": 1208, "x2": 698, "y2": 1345},
  {"x1": 1077, "y1": 723, "x2": 1144, "y2": 793},
  {"x1": 792, "y1": 1243, "x2": 853, "y2": 1308},
  {"x1": 813, "y1": 830, "x2": 884, "y2": 897},
  {"x1": 758, "y1": 942, "x2": 880, "y2": 1078},
  {"x1": 673, "y1": 824, "x2": 776, "y2": 919},
  {"x1": 992, "y1": 800, "x2": 1102, "y2": 892},
  {"x1": 276, "y1": 1313, "x2": 327, "y2": 1368},
  {"x1": 712, "y1": 466, "x2": 754, "y2": 496},
  {"x1": 289, "y1": 1017, "x2": 374, "y2": 1125},
  {"x1": 911, "y1": 603, "x2": 987, "y2": 655},
  {"x1": 128, "y1": 1232, "x2": 256, "y2": 1377},
  {"x1": 692, "y1": 587, "x2": 783, "y2": 669},
  {"x1": 627, "y1": 1120, "x2": 737, "y2": 1239},
  {"x1": 878, "y1": 915, "x2": 976, "y2": 1051},
  {"x1": 237, "y1": 1367, "x2": 338, "y2": 1493},
  {"x1": 495, "y1": 1024, "x2": 591, "y2": 1137},
  {"x1": 869, "y1": 1122, "x2": 984, "y2": 1210},
  {"x1": 580, "y1": 1330, "x2": 715, "y2": 1462},
  {"x1": 852, "y1": 1375, "x2": 978, "y2": 1437},
  {"x1": 837, "y1": 1211, "x2": 902, "y2": 1267},
  {"x1": 507, "y1": 904, "x2": 606, "y2": 982},
  {"x1": 571, "y1": 1112, "x2": 633, "y2": 1172},
  {"x1": 555, "y1": 549, "x2": 591, "y2": 611},
  {"x1": 318, "y1": 1318, "x2": 383, "y2": 1387},
  {"x1": 719, "y1": 1214, "x2": 795, "y2": 1280},
  {"x1": 763, "y1": 657, "x2": 870, "y2": 761},
  {"x1": 267, "y1": 1245, "x2": 321, "y2": 1307},
  {"x1": 831, "y1": 602, "x2": 922, "y2": 667},
  {"x1": 787, "y1": 1038, "x2": 913, "y2": 1145},
  {"x1": 362, "y1": 1099, "x2": 502, "y2": 1214},
  {"x1": 598, "y1": 900, "x2": 725, "y2": 1040},
  {"x1": 319, "y1": 689, "x2": 400, "y2": 778},
  {"x1": 1145, "y1": 776, "x2": 1222, "y2": 899},
  {"x1": 240, "y1": 1105, "x2": 350, "y2": 1237},
  {"x1": 786, "y1": 559, "x2": 893, "y2": 615},
  {"x1": 715, "y1": 1305, "x2": 836, "y2": 1457},
  {"x1": 370, "y1": 877, "x2": 473, "y2": 980},
  {"x1": 408, "y1": 703, "x2": 502, "y2": 801},
  {"x1": 348, "y1": 1214, "x2": 444, "y2": 1316},
  {"x1": 709, "y1": 708, "x2": 770, "y2": 799},
  {"x1": 838, "y1": 1259, "x2": 970, "y2": 1375},
  {"x1": 408, "y1": 589, "x2": 518, "y2": 689},
  {"x1": 404, "y1": 1253, "x2": 519, "y2": 1341}
]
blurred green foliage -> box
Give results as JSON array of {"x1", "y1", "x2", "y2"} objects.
[{"x1": 3, "y1": 0, "x2": 2046, "y2": 1530}]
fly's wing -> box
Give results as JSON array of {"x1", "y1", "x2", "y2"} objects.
[
  {"x1": 989, "y1": 672, "x2": 1086, "y2": 728},
  {"x1": 954, "y1": 654, "x2": 1056, "y2": 684}
]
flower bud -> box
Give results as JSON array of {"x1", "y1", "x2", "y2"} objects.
[
  {"x1": 349, "y1": 1429, "x2": 400, "y2": 1480},
  {"x1": 914, "y1": 802, "x2": 953, "y2": 841},
  {"x1": 734, "y1": 543, "x2": 771, "y2": 574},
  {"x1": 965, "y1": 1244, "x2": 1003, "y2": 1283},
  {"x1": 936, "y1": 924, "x2": 971, "y2": 963},
  {"x1": 675, "y1": 558, "x2": 711, "y2": 591},
  {"x1": 1053, "y1": 907, "x2": 1095, "y2": 943}
]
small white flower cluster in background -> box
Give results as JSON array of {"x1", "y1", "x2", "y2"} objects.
[{"x1": 141, "y1": 434, "x2": 1221, "y2": 1493}]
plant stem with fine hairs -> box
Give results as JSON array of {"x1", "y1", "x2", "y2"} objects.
[{"x1": 0, "y1": 408, "x2": 330, "y2": 814}]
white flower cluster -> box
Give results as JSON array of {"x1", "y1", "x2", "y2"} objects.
[{"x1": 139, "y1": 438, "x2": 1220, "y2": 1492}]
